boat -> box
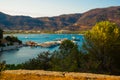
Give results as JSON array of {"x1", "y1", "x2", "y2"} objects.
[
  {"x1": 25, "y1": 36, "x2": 28, "y2": 39},
  {"x1": 72, "y1": 36, "x2": 80, "y2": 41}
]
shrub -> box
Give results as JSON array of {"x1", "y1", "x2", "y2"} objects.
[{"x1": 83, "y1": 21, "x2": 120, "y2": 74}]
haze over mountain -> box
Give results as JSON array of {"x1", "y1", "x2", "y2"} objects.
[{"x1": 0, "y1": 6, "x2": 120, "y2": 31}]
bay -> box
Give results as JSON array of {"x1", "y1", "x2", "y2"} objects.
[{"x1": 0, "y1": 34, "x2": 84, "y2": 64}]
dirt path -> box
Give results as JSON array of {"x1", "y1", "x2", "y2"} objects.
[{"x1": 1, "y1": 70, "x2": 120, "y2": 80}]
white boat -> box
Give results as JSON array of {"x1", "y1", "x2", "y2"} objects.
[
  {"x1": 72, "y1": 36, "x2": 80, "y2": 41},
  {"x1": 25, "y1": 36, "x2": 28, "y2": 39}
]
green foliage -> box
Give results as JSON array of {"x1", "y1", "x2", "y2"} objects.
[
  {"x1": 0, "y1": 61, "x2": 5, "y2": 79},
  {"x1": 21, "y1": 51, "x2": 51, "y2": 70},
  {"x1": 0, "y1": 42, "x2": 6, "y2": 47},
  {"x1": 5, "y1": 64, "x2": 23, "y2": 70},
  {"x1": 5, "y1": 36, "x2": 22, "y2": 44},
  {"x1": 50, "y1": 40, "x2": 82, "y2": 72},
  {"x1": 0, "y1": 61, "x2": 6, "y2": 73},
  {"x1": 0, "y1": 29, "x2": 3, "y2": 39},
  {"x1": 83, "y1": 21, "x2": 120, "y2": 74},
  {"x1": 59, "y1": 39, "x2": 77, "y2": 54}
]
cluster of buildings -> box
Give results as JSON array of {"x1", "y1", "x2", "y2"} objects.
[
  {"x1": 55, "y1": 30, "x2": 71, "y2": 34},
  {"x1": 4, "y1": 30, "x2": 41, "y2": 34},
  {"x1": 4, "y1": 29, "x2": 74, "y2": 34}
]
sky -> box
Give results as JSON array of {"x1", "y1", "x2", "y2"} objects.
[{"x1": 0, "y1": 0, "x2": 120, "y2": 17}]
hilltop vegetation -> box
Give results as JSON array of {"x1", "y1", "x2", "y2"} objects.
[{"x1": 0, "y1": 6, "x2": 120, "y2": 30}]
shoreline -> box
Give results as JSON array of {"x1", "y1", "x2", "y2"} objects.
[{"x1": 0, "y1": 45, "x2": 23, "y2": 52}]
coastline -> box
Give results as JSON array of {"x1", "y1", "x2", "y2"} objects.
[
  {"x1": 3, "y1": 30, "x2": 86, "y2": 34},
  {"x1": 0, "y1": 45, "x2": 22, "y2": 52}
]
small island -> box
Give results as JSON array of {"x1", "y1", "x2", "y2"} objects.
[{"x1": 0, "y1": 29, "x2": 22, "y2": 52}]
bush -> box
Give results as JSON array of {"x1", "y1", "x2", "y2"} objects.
[
  {"x1": 50, "y1": 40, "x2": 82, "y2": 72},
  {"x1": 5, "y1": 36, "x2": 22, "y2": 44},
  {"x1": 0, "y1": 61, "x2": 6, "y2": 75},
  {"x1": 83, "y1": 21, "x2": 120, "y2": 74},
  {"x1": 21, "y1": 51, "x2": 51, "y2": 70},
  {"x1": 0, "y1": 29, "x2": 3, "y2": 39}
]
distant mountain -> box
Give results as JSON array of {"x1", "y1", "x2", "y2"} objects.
[
  {"x1": 0, "y1": 6, "x2": 120, "y2": 30},
  {"x1": 0, "y1": 12, "x2": 43, "y2": 30},
  {"x1": 37, "y1": 14, "x2": 81, "y2": 30},
  {"x1": 75, "y1": 6, "x2": 120, "y2": 30}
]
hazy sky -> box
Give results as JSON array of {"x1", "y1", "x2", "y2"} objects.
[{"x1": 0, "y1": 0, "x2": 120, "y2": 17}]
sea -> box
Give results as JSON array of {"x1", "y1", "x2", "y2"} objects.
[{"x1": 0, "y1": 34, "x2": 84, "y2": 64}]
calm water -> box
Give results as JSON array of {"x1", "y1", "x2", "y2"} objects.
[{"x1": 0, "y1": 34, "x2": 84, "y2": 64}]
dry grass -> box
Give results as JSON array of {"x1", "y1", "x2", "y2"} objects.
[{"x1": 0, "y1": 70, "x2": 120, "y2": 80}]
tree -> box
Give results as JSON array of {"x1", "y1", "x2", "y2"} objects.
[
  {"x1": 21, "y1": 51, "x2": 51, "y2": 70},
  {"x1": 51, "y1": 40, "x2": 82, "y2": 72},
  {"x1": 0, "y1": 29, "x2": 3, "y2": 39},
  {"x1": 83, "y1": 21, "x2": 120, "y2": 74},
  {"x1": 59, "y1": 39, "x2": 77, "y2": 54},
  {"x1": 5, "y1": 36, "x2": 22, "y2": 44},
  {"x1": 0, "y1": 61, "x2": 6, "y2": 77}
]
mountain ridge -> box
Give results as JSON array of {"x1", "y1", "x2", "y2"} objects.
[{"x1": 0, "y1": 6, "x2": 120, "y2": 30}]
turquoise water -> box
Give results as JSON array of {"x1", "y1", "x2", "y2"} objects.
[{"x1": 0, "y1": 34, "x2": 84, "y2": 64}]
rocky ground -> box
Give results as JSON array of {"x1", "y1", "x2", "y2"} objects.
[{"x1": 0, "y1": 70, "x2": 120, "y2": 80}]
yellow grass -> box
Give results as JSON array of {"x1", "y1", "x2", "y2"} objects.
[{"x1": 0, "y1": 70, "x2": 120, "y2": 80}]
